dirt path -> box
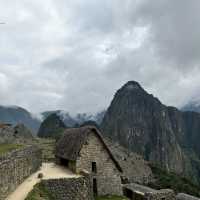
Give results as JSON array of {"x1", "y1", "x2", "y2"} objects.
[{"x1": 6, "y1": 163, "x2": 80, "y2": 200}]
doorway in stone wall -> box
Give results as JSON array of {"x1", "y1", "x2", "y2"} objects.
[
  {"x1": 123, "y1": 188, "x2": 133, "y2": 199},
  {"x1": 93, "y1": 178, "x2": 98, "y2": 196}
]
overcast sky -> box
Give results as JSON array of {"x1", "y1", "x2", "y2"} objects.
[{"x1": 0, "y1": 0, "x2": 200, "y2": 114}]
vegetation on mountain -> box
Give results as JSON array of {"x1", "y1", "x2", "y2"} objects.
[
  {"x1": 41, "y1": 110, "x2": 105, "y2": 127},
  {"x1": 149, "y1": 164, "x2": 200, "y2": 197},
  {"x1": 37, "y1": 113, "x2": 66, "y2": 139}
]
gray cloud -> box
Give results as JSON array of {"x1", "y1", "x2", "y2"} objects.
[
  {"x1": 135, "y1": 0, "x2": 200, "y2": 69},
  {"x1": 0, "y1": 0, "x2": 200, "y2": 114}
]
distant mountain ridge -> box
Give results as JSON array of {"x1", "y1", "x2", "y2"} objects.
[
  {"x1": 182, "y1": 101, "x2": 200, "y2": 113},
  {"x1": 101, "y1": 81, "x2": 200, "y2": 184},
  {"x1": 0, "y1": 105, "x2": 105, "y2": 135},
  {"x1": 41, "y1": 110, "x2": 105, "y2": 127},
  {"x1": 0, "y1": 106, "x2": 41, "y2": 134},
  {"x1": 38, "y1": 113, "x2": 66, "y2": 139}
]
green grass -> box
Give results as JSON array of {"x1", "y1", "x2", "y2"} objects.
[
  {"x1": 149, "y1": 164, "x2": 200, "y2": 197},
  {"x1": 25, "y1": 183, "x2": 55, "y2": 200},
  {"x1": 95, "y1": 196, "x2": 129, "y2": 200},
  {"x1": 0, "y1": 144, "x2": 24, "y2": 155}
]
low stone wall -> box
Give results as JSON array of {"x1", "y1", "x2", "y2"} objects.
[
  {"x1": 176, "y1": 193, "x2": 200, "y2": 200},
  {"x1": 0, "y1": 145, "x2": 42, "y2": 200},
  {"x1": 42, "y1": 175, "x2": 94, "y2": 200},
  {"x1": 145, "y1": 189, "x2": 176, "y2": 200},
  {"x1": 123, "y1": 183, "x2": 176, "y2": 200}
]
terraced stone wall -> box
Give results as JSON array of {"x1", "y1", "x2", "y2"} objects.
[
  {"x1": 41, "y1": 175, "x2": 94, "y2": 200},
  {"x1": 0, "y1": 145, "x2": 42, "y2": 200}
]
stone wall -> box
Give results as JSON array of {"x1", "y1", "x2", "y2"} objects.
[
  {"x1": 123, "y1": 184, "x2": 176, "y2": 200},
  {"x1": 42, "y1": 175, "x2": 93, "y2": 200},
  {"x1": 105, "y1": 138, "x2": 153, "y2": 185},
  {"x1": 145, "y1": 189, "x2": 176, "y2": 200},
  {"x1": 176, "y1": 193, "x2": 200, "y2": 200},
  {"x1": 0, "y1": 145, "x2": 42, "y2": 200},
  {"x1": 76, "y1": 131, "x2": 123, "y2": 196}
]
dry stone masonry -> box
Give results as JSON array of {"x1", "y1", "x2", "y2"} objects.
[
  {"x1": 145, "y1": 189, "x2": 176, "y2": 200},
  {"x1": 76, "y1": 131, "x2": 122, "y2": 196},
  {"x1": 41, "y1": 175, "x2": 93, "y2": 200},
  {"x1": 56, "y1": 126, "x2": 123, "y2": 197},
  {"x1": 123, "y1": 183, "x2": 176, "y2": 200},
  {"x1": 176, "y1": 193, "x2": 200, "y2": 200},
  {"x1": 0, "y1": 145, "x2": 42, "y2": 200},
  {"x1": 55, "y1": 126, "x2": 200, "y2": 200}
]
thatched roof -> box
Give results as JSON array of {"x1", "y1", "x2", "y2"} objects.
[{"x1": 56, "y1": 126, "x2": 122, "y2": 172}]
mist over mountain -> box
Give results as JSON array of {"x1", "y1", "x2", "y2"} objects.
[
  {"x1": 101, "y1": 81, "x2": 200, "y2": 184},
  {"x1": 0, "y1": 105, "x2": 105, "y2": 136},
  {"x1": 182, "y1": 101, "x2": 200, "y2": 113},
  {"x1": 41, "y1": 110, "x2": 105, "y2": 127}
]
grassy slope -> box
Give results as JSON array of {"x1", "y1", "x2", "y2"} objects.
[
  {"x1": 25, "y1": 183, "x2": 55, "y2": 200},
  {"x1": 149, "y1": 164, "x2": 200, "y2": 197},
  {"x1": 95, "y1": 196, "x2": 129, "y2": 200},
  {"x1": 0, "y1": 144, "x2": 24, "y2": 155}
]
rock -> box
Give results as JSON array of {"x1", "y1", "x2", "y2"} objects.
[{"x1": 101, "y1": 81, "x2": 200, "y2": 184}]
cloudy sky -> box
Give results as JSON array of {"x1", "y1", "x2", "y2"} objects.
[{"x1": 0, "y1": 0, "x2": 200, "y2": 114}]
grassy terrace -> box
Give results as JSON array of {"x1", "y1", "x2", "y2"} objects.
[
  {"x1": 95, "y1": 196, "x2": 129, "y2": 200},
  {"x1": 0, "y1": 144, "x2": 24, "y2": 155},
  {"x1": 25, "y1": 183, "x2": 54, "y2": 200}
]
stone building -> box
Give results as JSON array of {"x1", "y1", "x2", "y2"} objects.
[{"x1": 56, "y1": 126, "x2": 123, "y2": 196}]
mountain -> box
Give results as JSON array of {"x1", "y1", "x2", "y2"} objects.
[
  {"x1": 42, "y1": 110, "x2": 77, "y2": 127},
  {"x1": 41, "y1": 110, "x2": 105, "y2": 127},
  {"x1": 0, "y1": 106, "x2": 40, "y2": 134},
  {"x1": 182, "y1": 101, "x2": 200, "y2": 113},
  {"x1": 37, "y1": 113, "x2": 66, "y2": 139},
  {"x1": 101, "y1": 81, "x2": 200, "y2": 184},
  {"x1": 0, "y1": 105, "x2": 105, "y2": 138}
]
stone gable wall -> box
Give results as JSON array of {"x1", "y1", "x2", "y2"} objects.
[
  {"x1": 0, "y1": 145, "x2": 42, "y2": 200},
  {"x1": 76, "y1": 131, "x2": 123, "y2": 196},
  {"x1": 42, "y1": 175, "x2": 93, "y2": 200}
]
